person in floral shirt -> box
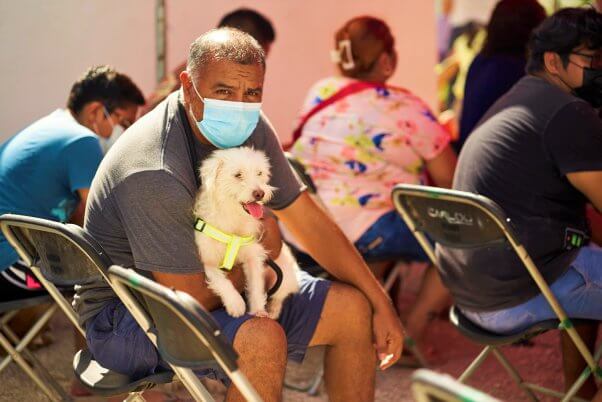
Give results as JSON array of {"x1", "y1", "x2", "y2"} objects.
[{"x1": 290, "y1": 16, "x2": 457, "y2": 357}]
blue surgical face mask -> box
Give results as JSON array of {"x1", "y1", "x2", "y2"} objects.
[{"x1": 189, "y1": 82, "x2": 262, "y2": 148}]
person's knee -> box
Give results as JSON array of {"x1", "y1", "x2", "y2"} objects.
[
  {"x1": 331, "y1": 284, "x2": 373, "y2": 335},
  {"x1": 234, "y1": 317, "x2": 287, "y2": 363}
]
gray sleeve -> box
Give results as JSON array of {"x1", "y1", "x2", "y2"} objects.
[
  {"x1": 114, "y1": 170, "x2": 203, "y2": 273},
  {"x1": 254, "y1": 113, "x2": 305, "y2": 210}
]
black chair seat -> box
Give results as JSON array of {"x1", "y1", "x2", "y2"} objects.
[
  {"x1": 0, "y1": 294, "x2": 54, "y2": 314},
  {"x1": 73, "y1": 349, "x2": 174, "y2": 396},
  {"x1": 449, "y1": 306, "x2": 562, "y2": 347}
]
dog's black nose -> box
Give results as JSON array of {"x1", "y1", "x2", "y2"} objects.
[{"x1": 253, "y1": 189, "x2": 265, "y2": 201}]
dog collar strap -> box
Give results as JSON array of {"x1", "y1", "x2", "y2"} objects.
[{"x1": 194, "y1": 218, "x2": 255, "y2": 271}]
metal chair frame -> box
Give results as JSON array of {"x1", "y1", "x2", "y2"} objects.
[
  {"x1": 0, "y1": 214, "x2": 219, "y2": 402},
  {"x1": 392, "y1": 184, "x2": 602, "y2": 402},
  {"x1": 107, "y1": 265, "x2": 262, "y2": 402},
  {"x1": 412, "y1": 368, "x2": 501, "y2": 402}
]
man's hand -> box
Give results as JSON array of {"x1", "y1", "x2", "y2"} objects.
[{"x1": 372, "y1": 301, "x2": 405, "y2": 370}]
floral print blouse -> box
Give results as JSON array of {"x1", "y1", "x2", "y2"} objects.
[{"x1": 291, "y1": 76, "x2": 450, "y2": 242}]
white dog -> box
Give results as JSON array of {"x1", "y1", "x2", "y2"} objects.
[{"x1": 193, "y1": 147, "x2": 299, "y2": 318}]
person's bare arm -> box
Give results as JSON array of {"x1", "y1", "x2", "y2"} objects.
[
  {"x1": 425, "y1": 145, "x2": 457, "y2": 188},
  {"x1": 567, "y1": 171, "x2": 602, "y2": 212},
  {"x1": 153, "y1": 269, "x2": 245, "y2": 311},
  {"x1": 69, "y1": 189, "x2": 90, "y2": 226},
  {"x1": 275, "y1": 191, "x2": 404, "y2": 369}
]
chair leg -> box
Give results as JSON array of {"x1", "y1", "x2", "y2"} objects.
[
  {"x1": 0, "y1": 304, "x2": 57, "y2": 371},
  {"x1": 171, "y1": 366, "x2": 215, "y2": 402},
  {"x1": 561, "y1": 343, "x2": 602, "y2": 402},
  {"x1": 0, "y1": 304, "x2": 71, "y2": 401},
  {"x1": 0, "y1": 331, "x2": 66, "y2": 402},
  {"x1": 383, "y1": 264, "x2": 401, "y2": 292},
  {"x1": 124, "y1": 392, "x2": 147, "y2": 402},
  {"x1": 307, "y1": 366, "x2": 324, "y2": 396},
  {"x1": 491, "y1": 348, "x2": 538, "y2": 402},
  {"x1": 458, "y1": 346, "x2": 493, "y2": 383}
]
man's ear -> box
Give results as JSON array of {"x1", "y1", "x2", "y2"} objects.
[
  {"x1": 180, "y1": 70, "x2": 192, "y2": 105},
  {"x1": 544, "y1": 51, "x2": 563, "y2": 75}
]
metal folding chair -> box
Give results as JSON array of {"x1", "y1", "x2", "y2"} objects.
[
  {"x1": 412, "y1": 369, "x2": 500, "y2": 402},
  {"x1": 392, "y1": 184, "x2": 602, "y2": 402},
  {"x1": 0, "y1": 214, "x2": 175, "y2": 401},
  {"x1": 283, "y1": 155, "x2": 427, "y2": 396},
  {"x1": 107, "y1": 265, "x2": 262, "y2": 402}
]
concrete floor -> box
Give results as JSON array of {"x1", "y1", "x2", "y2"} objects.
[{"x1": 0, "y1": 308, "x2": 583, "y2": 402}]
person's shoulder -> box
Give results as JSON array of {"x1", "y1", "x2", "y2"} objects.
[
  {"x1": 306, "y1": 76, "x2": 352, "y2": 100},
  {"x1": 549, "y1": 99, "x2": 602, "y2": 130}
]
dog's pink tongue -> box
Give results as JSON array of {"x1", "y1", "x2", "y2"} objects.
[{"x1": 245, "y1": 202, "x2": 264, "y2": 219}]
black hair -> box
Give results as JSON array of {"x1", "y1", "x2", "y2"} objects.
[
  {"x1": 217, "y1": 8, "x2": 275, "y2": 46},
  {"x1": 67, "y1": 65, "x2": 145, "y2": 115},
  {"x1": 526, "y1": 7, "x2": 602, "y2": 74},
  {"x1": 481, "y1": 0, "x2": 546, "y2": 57}
]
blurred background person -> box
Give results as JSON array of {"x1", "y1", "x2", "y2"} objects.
[
  {"x1": 456, "y1": 0, "x2": 546, "y2": 152},
  {"x1": 143, "y1": 7, "x2": 276, "y2": 113},
  {"x1": 0, "y1": 65, "x2": 144, "y2": 396},
  {"x1": 289, "y1": 16, "x2": 457, "y2": 358}
]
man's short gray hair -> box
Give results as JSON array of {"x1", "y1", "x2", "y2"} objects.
[{"x1": 187, "y1": 28, "x2": 266, "y2": 77}]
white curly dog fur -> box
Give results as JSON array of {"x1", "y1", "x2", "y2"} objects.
[{"x1": 193, "y1": 147, "x2": 300, "y2": 318}]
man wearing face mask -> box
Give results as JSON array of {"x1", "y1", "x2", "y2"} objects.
[
  {"x1": 0, "y1": 65, "x2": 144, "y2": 300},
  {"x1": 437, "y1": 8, "x2": 602, "y2": 400},
  {"x1": 75, "y1": 28, "x2": 404, "y2": 402}
]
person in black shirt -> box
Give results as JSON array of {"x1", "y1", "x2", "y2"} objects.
[{"x1": 438, "y1": 8, "x2": 602, "y2": 399}]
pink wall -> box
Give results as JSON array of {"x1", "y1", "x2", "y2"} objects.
[
  {"x1": 0, "y1": 1, "x2": 438, "y2": 144},
  {"x1": 166, "y1": 1, "x2": 439, "y2": 144}
]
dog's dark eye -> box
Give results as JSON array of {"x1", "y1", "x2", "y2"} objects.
[
  {"x1": 257, "y1": 171, "x2": 263, "y2": 176},
  {"x1": 234, "y1": 172, "x2": 243, "y2": 179}
]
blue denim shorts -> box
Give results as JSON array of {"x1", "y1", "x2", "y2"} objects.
[
  {"x1": 462, "y1": 246, "x2": 602, "y2": 334},
  {"x1": 86, "y1": 270, "x2": 331, "y2": 382},
  {"x1": 355, "y1": 210, "x2": 430, "y2": 262}
]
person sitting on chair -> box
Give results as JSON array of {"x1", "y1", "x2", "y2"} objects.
[
  {"x1": 288, "y1": 16, "x2": 457, "y2": 354},
  {"x1": 0, "y1": 65, "x2": 144, "y2": 302},
  {"x1": 438, "y1": 8, "x2": 602, "y2": 400},
  {"x1": 74, "y1": 28, "x2": 404, "y2": 402}
]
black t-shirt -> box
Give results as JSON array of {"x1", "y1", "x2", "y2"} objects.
[{"x1": 439, "y1": 76, "x2": 602, "y2": 312}]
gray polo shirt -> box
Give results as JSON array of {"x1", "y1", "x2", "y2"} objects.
[{"x1": 73, "y1": 92, "x2": 303, "y2": 327}]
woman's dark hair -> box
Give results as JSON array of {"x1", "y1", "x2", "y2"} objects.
[
  {"x1": 526, "y1": 7, "x2": 602, "y2": 74},
  {"x1": 481, "y1": 0, "x2": 546, "y2": 57},
  {"x1": 67, "y1": 65, "x2": 145, "y2": 115},
  {"x1": 334, "y1": 16, "x2": 395, "y2": 79},
  {"x1": 218, "y1": 8, "x2": 275, "y2": 47}
]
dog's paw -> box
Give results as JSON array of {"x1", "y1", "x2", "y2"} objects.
[
  {"x1": 252, "y1": 310, "x2": 270, "y2": 318},
  {"x1": 267, "y1": 301, "x2": 283, "y2": 320},
  {"x1": 225, "y1": 297, "x2": 247, "y2": 318}
]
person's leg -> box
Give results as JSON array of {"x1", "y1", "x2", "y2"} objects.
[
  {"x1": 463, "y1": 246, "x2": 602, "y2": 397},
  {"x1": 308, "y1": 283, "x2": 376, "y2": 402},
  {"x1": 405, "y1": 264, "x2": 450, "y2": 340},
  {"x1": 561, "y1": 322, "x2": 598, "y2": 399},
  {"x1": 356, "y1": 211, "x2": 450, "y2": 342},
  {"x1": 225, "y1": 317, "x2": 287, "y2": 402}
]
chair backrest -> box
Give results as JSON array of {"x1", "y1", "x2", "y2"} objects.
[
  {"x1": 411, "y1": 369, "x2": 501, "y2": 402},
  {"x1": 285, "y1": 152, "x2": 318, "y2": 194},
  {"x1": 391, "y1": 184, "x2": 518, "y2": 264},
  {"x1": 107, "y1": 265, "x2": 238, "y2": 373},
  {"x1": 0, "y1": 214, "x2": 110, "y2": 286}
]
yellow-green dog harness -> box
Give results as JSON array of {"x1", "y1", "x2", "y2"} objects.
[{"x1": 194, "y1": 218, "x2": 256, "y2": 271}]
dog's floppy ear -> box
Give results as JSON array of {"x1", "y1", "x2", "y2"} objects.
[{"x1": 199, "y1": 155, "x2": 223, "y2": 193}]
